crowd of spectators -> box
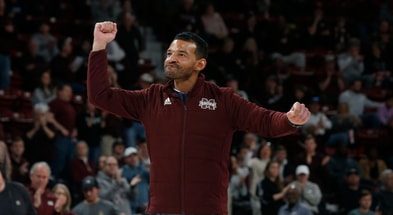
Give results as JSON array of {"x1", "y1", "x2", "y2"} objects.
[{"x1": 1, "y1": 0, "x2": 393, "y2": 215}]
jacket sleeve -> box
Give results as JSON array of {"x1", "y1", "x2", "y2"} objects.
[
  {"x1": 87, "y1": 50, "x2": 147, "y2": 121},
  {"x1": 225, "y1": 89, "x2": 298, "y2": 137}
]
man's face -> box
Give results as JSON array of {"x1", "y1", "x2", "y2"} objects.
[
  {"x1": 297, "y1": 173, "x2": 309, "y2": 183},
  {"x1": 359, "y1": 195, "x2": 372, "y2": 209},
  {"x1": 164, "y1": 40, "x2": 200, "y2": 81},
  {"x1": 346, "y1": 173, "x2": 360, "y2": 186},
  {"x1": 304, "y1": 139, "x2": 316, "y2": 152},
  {"x1": 104, "y1": 157, "x2": 119, "y2": 177},
  {"x1": 83, "y1": 187, "x2": 99, "y2": 203},
  {"x1": 384, "y1": 173, "x2": 393, "y2": 189},
  {"x1": 10, "y1": 140, "x2": 25, "y2": 156},
  {"x1": 30, "y1": 167, "x2": 49, "y2": 190},
  {"x1": 59, "y1": 85, "x2": 73, "y2": 102},
  {"x1": 275, "y1": 150, "x2": 287, "y2": 162}
]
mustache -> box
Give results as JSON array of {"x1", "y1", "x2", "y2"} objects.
[{"x1": 165, "y1": 63, "x2": 179, "y2": 68}]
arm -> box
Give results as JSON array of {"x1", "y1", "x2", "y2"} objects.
[
  {"x1": 227, "y1": 89, "x2": 310, "y2": 137},
  {"x1": 302, "y1": 183, "x2": 322, "y2": 206},
  {"x1": 88, "y1": 22, "x2": 147, "y2": 121}
]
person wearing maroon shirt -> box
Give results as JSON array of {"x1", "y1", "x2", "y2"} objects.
[
  {"x1": 70, "y1": 141, "x2": 96, "y2": 204},
  {"x1": 26, "y1": 162, "x2": 59, "y2": 215},
  {"x1": 49, "y1": 83, "x2": 77, "y2": 179},
  {"x1": 88, "y1": 21, "x2": 311, "y2": 214}
]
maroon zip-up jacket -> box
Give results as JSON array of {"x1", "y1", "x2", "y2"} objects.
[{"x1": 87, "y1": 50, "x2": 298, "y2": 214}]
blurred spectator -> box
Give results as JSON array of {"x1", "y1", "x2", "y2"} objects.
[
  {"x1": 337, "y1": 38, "x2": 365, "y2": 85},
  {"x1": 226, "y1": 75, "x2": 249, "y2": 101},
  {"x1": 235, "y1": 145, "x2": 251, "y2": 179},
  {"x1": 327, "y1": 142, "x2": 361, "y2": 190},
  {"x1": 208, "y1": 37, "x2": 241, "y2": 86},
  {"x1": 0, "y1": 12, "x2": 17, "y2": 89},
  {"x1": 52, "y1": 183, "x2": 75, "y2": 215},
  {"x1": 375, "y1": 169, "x2": 393, "y2": 215},
  {"x1": 237, "y1": 11, "x2": 267, "y2": 50},
  {"x1": 26, "y1": 162, "x2": 57, "y2": 215},
  {"x1": 230, "y1": 156, "x2": 252, "y2": 215},
  {"x1": 359, "y1": 147, "x2": 387, "y2": 184},
  {"x1": 77, "y1": 101, "x2": 105, "y2": 163},
  {"x1": 278, "y1": 185, "x2": 313, "y2": 215},
  {"x1": 290, "y1": 165, "x2": 322, "y2": 214},
  {"x1": 259, "y1": 75, "x2": 284, "y2": 111},
  {"x1": 9, "y1": 136, "x2": 29, "y2": 184},
  {"x1": 378, "y1": 95, "x2": 393, "y2": 130},
  {"x1": 380, "y1": 0, "x2": 393, "y2": 25},
  {"x1": 32, "y1": 22, "x2": 58, "y2": 63},
  {"x1": 49, "y1": 83, "x2": 78, "y2": 179},
  {"x1": 333, "y1": 17, "x2": 352, "y2": 52},
  {"x1": 348, "y1": 189, "x2": 375, "y2": 215},
  {"x1": 294, "y1": 134, "x2": 329, "y2": 190},
  {"x1": 257, "y1": 160, "x2": 289, "y2": 215},
  {"x1": 316, "y1": 54, "x2": 346, "y2": 107},
  {"x1": 305, "y1": 6, "x2": 333, "y2": 50},
  {"x1": 100, "y1": 111, "x2": 124, "y2": 156},
  {"x1": 338, "y1": 79, "x2": 383, "y2": 129},
  {"x1": 70, "y1": 141, "x2": 96, "y2": 204},
  {"x1": 248, "y1": 141, "x2": 271, "y2": 215},
  {"x1": 273, "y1": 145, "x2": 294, "y2": 185},
  {"x1": 72, "y1": 176, "x2": 118, "y2": 215},
  {"x1": 0, "y1": 163, "x2": 36, "y2": 215},
  {"x1": 111, "y1": 140, "x2": 125, "y2": 166},
  {"x1": 248, "y1": 142, "x2": 271, "y2": 197},
  {"x1": 50, "y1": 37, "x2": 85, "y2": 95},
  {"x1": 122, "y1": 146, "x2": 150, "y2": 214},
  {"x1": 115, "y1": 11, "x2": 144, "y2": 87},
  {"x1": 97, "y1": 155, "x2": 107, "y2": 173},
  {"x1": 173, "y1": 0, "x2": 199, "y2": 33},
  {"x1": 90, "y1": 0, "x2": 121, "y2": 23},
  {"x1": 18, "y1": 38, "x2": 48, "y2": 91},
  {"x1": 96, "y1": 156, "x2": 139, "y2": 215},
  {"x1": 200, "y1": 2, "x2": 228, "y2": 45},
  {"x1": 302, "y1": 96, "x2": 332, "y2": 139},
  {"x1": 337, "y1": 168, "x2": 375, "y2": 215},
  {"x1": 325, "y1": 102, "x2": 362, "y2": 146},
  {"x1": 25, "y1": 103, "x2": 65, "y2": 164},
  {"x1": 363, "y1": 42, "x2": 391, "y2": 88},
  {"x1": 0, "y1": 140, "x2": 12, "y2": 180},
  {"x1": 32, "y1": 70, "x2": 56, "y2": 106},
  {"x1": 106, "y1": 40, "x2": 126, "y2": 73}
]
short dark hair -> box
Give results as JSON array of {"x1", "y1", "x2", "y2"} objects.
[
  {"x1": 359, "y1": 189, "x2": 372, "y2": 200},
  {"x1": 174, "y1": 32, "x2": 208, "y2": 59}
]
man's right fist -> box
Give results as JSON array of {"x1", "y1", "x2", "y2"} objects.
[{"x1": 92, "y1": 21, "x2": 118, "y2": 51}]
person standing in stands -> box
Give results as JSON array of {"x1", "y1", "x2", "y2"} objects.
[
  {"x1": 88, "y1": 21, "x2": 310, "y2": 214},
  {"x1": 0, "y1": 163, "x2": 36, "y2": 215}
]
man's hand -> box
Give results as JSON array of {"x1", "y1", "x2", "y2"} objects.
[
  {"x1": 92, "y1": 21, "x2": 118, "y2": 51},
  {"x1": 286, "y1": 102, "x2": 311, "y2": 126}
]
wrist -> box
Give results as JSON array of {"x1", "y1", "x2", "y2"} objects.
[
  {"x1": 92, "y1": 41, "x2": 107, "y2": 51},
  {"x1": 287, "y1": 118, "x2": 303, "y2": 128}
]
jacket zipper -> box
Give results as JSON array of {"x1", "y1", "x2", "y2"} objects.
[{"x1": 181, "y1": 105, "x2": 187, "y2": 214}]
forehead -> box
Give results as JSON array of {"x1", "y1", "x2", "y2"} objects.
[
  {"x1": 168, "y1": 40, "x2": 197, "y2": 53},
  {"x1": 33, "y1": 167, "x2": 49, "y2": 175}
]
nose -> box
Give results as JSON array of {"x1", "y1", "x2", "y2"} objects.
[{"x1": 166, "y1": 54, "x2": 177, "y2": 63}]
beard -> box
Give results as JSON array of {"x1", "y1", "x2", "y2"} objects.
[{"x1": 164, "y1": 64, "x2": 192, "y2": 80}]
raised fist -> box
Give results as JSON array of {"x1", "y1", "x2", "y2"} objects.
[{"x1": 92, "y1": 21, "x2": 118, "y2": 51}]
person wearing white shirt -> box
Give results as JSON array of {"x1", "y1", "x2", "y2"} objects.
[
  {"x1": 302, "y1": 96, "x2": 332, "y2": 137},
  {"x1": 338, "y1": 79, "x2": 383, "y2": 128}
]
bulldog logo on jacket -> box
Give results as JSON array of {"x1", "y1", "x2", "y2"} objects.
[{"x1": 198, "y1": 98, "x2": 217, "y2": 110}]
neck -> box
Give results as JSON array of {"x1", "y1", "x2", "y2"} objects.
[{"x1": 173, "y1": 74, "x2": 198, "y2": 94}]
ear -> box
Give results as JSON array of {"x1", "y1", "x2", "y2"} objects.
[{"x1": 194, "y1": 58, "x2": 207, "y2": 71}]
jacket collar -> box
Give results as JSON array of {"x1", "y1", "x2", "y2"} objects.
[{"x1": 163, "y1": 73, "x2": 205, "y2": 98}]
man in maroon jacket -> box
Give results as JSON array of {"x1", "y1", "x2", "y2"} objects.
[{"x1": 88, "y1": 21, "x2": 311, "y2": 215}]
